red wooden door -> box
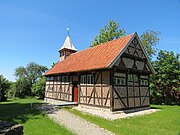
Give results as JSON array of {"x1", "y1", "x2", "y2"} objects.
[{"x1": 73, "y1": 85, "x2": 78, "y2": 102}]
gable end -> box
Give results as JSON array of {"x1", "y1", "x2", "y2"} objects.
[{"x1": 108, "y1": 32, "x2": 155, "y2": 74}]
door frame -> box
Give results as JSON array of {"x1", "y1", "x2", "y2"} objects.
[{"x1": 72, "y1": 84, "x2": 78, "y2": 102}]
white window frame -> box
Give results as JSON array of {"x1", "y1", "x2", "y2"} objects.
[
  {"x1": 57, "y1": 76, "x2": 61, "y2": 82},
  {"x1": 140, "y1": 79, "x2": 148, "y2": 86},
  {"x1": 128, "y1": 74, "x2": 133, "y2": 81},
  {"x1": 62, "y1": 76, "x2": 69, "y2": 84},
  {"x1": 80, "y1": 75, "x2": 86, "y2": 84},
  {"x1": 87, "y1": 75, "x2": 94, "y2": 84},
  {"x1": 114, "y1": 77, "x2": 126, "y2": 85}
]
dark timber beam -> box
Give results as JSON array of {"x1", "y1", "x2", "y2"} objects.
[
  {"x1": 122, "y1": 53, "x2": 146, "y2": 61},
  {"x1": 113, "y1": 67, "x2": 151, "y2": 75},
  {"x1": 110, "y1": 70, "x2": 114, "y2": 111}
]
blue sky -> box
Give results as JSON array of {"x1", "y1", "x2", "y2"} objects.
[{"x1": 0, "y1": 0, "x2": 180, "y2": 81}]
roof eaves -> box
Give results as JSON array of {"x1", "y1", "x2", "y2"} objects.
[
  {"x1": 134, "y1": 32, "x2": 156, "y2": 75},
  {"x1": 44, "y1": 66, "x2": 110, "y2": 76}
]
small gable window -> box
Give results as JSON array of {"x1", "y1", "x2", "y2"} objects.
[
  {"x1": 114, "y1": 77, "x2": 126, "y2": 85},
  {"x1": 128, "y1": 74, "x2": 133, "y2": 81},
  {"x1": 140, "y1": 79, "x2": 148, "y2": 86}
]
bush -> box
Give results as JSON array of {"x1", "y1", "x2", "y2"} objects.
[
  {"x1": 7, "y1": 82, "x2": 16, "y2": 98},
  {"x1": 14, "y1": 78, "x2": 32, "y2": 98},
  {"x1": 0, "y1": 75, "x2": 10, "y2": 101},
  {"x1": 150, "y1": 92, "x2": 162, "y2": 105},
  {"x1": 32, "y1": 77, "x2": 45, "y2": 99}
]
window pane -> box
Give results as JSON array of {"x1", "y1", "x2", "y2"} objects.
[
  {"x1": 134, "y1": 75, "x2": 138, "y2": 82},
  {"x1": 84, "y1": 76, "x2": 86, "y2": 84},
  {"x1": 91, "y1": 75, "x2": 94, "y2": 84},
  {"x1": 62, "y1": 76, "x2": 68, "y2": 83},
  {"x1": 128, "y1": 74, "x2": 133, "y2": 81},
  {"x1": 117, "y1": 78, "x2": 120, "y2": 84},
  {"x1": 114, "y1": 77, "x2": 126, "y2": 85},
  {"x1": 121, "y1": 79, "x2": 124, "y2": 85},
  {"x1": 86, "y1": 75, "x2": 93, "y2": 84},
  {"x1": 87, "y1": 76, "x2": 90, "y2": 84},
  {"x1": 58, "y1": 76, "x2": 61, "y2": 82},
  {"x1": 114, "y1": 78, "x2": 116, "y2": 84},
  {"x1": 81, "y1": 75, "x2": 86, "y2": 84}
]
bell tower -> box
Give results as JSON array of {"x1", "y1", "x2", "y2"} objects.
[{"x1": 58, "y1": 29, "x2": 77, "y2": 61}]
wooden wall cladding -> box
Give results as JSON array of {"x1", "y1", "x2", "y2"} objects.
[
  {"x1": 45, "y1": 76, "x2": 73, "y2": 102},
  {"x1": 79, "y1": 71, "x2": 110, "y2": 108},
  {"x1": 112, "y1": 71, "x2": 150, "y2": 111}
]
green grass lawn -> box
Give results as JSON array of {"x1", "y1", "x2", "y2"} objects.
[
  {"x1": 0, "y1": 98, "x2": 73, "y2": 135},
  {"x1": 66, "y1": 105, "x2": 180, "y2": 135}
]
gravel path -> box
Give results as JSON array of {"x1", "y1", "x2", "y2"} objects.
[{"x1": 38, "y1": 105, "x2": 114, "y2": 135}]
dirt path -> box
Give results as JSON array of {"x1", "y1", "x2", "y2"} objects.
[{"x1": 39, "y1": 105, "x2": 114, "y2": 135}]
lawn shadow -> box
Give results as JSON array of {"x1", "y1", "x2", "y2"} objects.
[
  {"x1": 150, "y1": 106, "x2": 163, "y2": 109},
  {"x1": 36, "y1": 104, "x2": 60, "y2": 114},
  {"x1": 37, "y1": 104, "x2": 75, "y2": 115},
  {"x1": 0, "y1": 102, "x2": 44, "y2": 124}
]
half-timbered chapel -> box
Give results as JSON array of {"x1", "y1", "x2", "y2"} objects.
[{"x1": 44, "y1": 32, "x2": 155, "y2": 111}]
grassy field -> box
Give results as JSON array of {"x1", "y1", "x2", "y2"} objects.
[
  {"x1": 66, "y1": 105, "x2": 180, "y2": 135},
  {"x1": 0, "y1": 98, "x2": 73, "y2": 135}
]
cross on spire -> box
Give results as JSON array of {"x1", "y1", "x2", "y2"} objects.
[
  {"x1": 58, "y1": 28, "x2": 77, "y2": 52},
  {"x1": 66, "y1": 28, "x2": 70, "y2": 36}
]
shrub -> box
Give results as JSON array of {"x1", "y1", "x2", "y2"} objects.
[
  {"x1": 32, "y1": 77, "x2": 45, "y2": 99},
  {"x1": 0, "y1": 75, "x2": 10, "y2": 101}
]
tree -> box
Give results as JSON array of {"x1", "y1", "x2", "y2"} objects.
[
  {"x1": 7, "y1": 82, "x2": 16, "y2": 98},
  {"x1": 51, "y1": 62, "x2": 57, "y2": 68},
  {"x1": 140, "y1": 30, "x2": 160, "y2": 59},
  {"x1": 15, "y1": 62, "x2": 48, "y2": 85},
  {"x1": 151, "y1": 50, "x2": 180, "y2": 104},
  {"x1": 13, "y1": 62, "x2": 48, "y2": 98},
  {"x1": 90, "y1": 20, "x2": 160, "y2": 60},
  {"x1": 0, "y1": 75, "x2": 10, "y2": 101},
  {"x1": 14, "y1": 77, "x2": 32, "y2": 98},
  {"x1": 91, "y1": 20, "x2": 126, "y2": 47},
  {"x1": 32, "y1": 77, "x2": 46, "y2": 99}
]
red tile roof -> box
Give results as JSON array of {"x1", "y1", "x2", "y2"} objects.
[{"x1": 44, "y1": 33, "x2": 134, "y2": 75}]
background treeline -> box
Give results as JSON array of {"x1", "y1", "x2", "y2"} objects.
[
  {"x1": 150, "y1": 51, "x2": 180, "y2": 104},
  {"x1": 0, "y1": 62, "x2": 47, "y2": 101},
  {"x1": 0, "y1": 20, "x2": 179, "y2": 105}
]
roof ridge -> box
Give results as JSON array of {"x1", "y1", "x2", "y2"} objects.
[{"x1": 66, "y1": 33, "x2": 135, "y2": 58}]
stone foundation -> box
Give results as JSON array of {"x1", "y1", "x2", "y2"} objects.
[
  {"x1": 44, "y1": 98, "x2": 76, "y2": 105},
  {"x1": 74, "y1": 105, "x2": 158, "y2": 120}
]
